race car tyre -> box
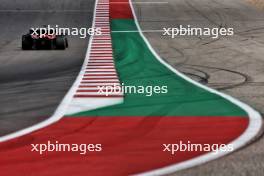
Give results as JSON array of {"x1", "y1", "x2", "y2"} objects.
[
  {"x1": 55, "y1": 36, "x2": 66, "y2": 50},
  {"x1": 50, "y1": 40, "x2": 56, "y2": 49},
  {"x1": 22, "y1": 35, "x2": 32, "y2": 50},
  {"x1": 65, "y1": 38, "x2": 69, "y2": 48}
]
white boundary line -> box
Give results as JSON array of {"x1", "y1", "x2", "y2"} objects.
[
  {"x1": 98, "y1": 1, "x2": 168, "y2": 4},
  {"x1": 0, "y1": 0, "x2": 100, "y2": 142},
  {"x1": 128, "y1": 0, "x2": 263, "y2": 175}
]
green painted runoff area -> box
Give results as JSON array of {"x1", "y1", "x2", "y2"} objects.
[{"x1": 69, "y1": 19, "x2": 247, "y2": 117}]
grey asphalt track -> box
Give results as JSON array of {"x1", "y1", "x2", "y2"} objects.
[
  {"x1": 0, "y1": 0, "x2": 95, "y2": 136},
  {"x1": 133, "y1": 0, "x2": 264, "y2": 175}
]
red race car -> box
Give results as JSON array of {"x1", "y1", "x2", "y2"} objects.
[{"x1": 22, "y1": 27, "x2": 68, "y2": 50}]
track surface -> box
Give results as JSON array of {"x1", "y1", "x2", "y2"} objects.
[
  {"x1": 0, "y1": 0, "x2": 94, "y2": 135},
  {"x1": 133, "y1": 0, "x2": 264, "y2": 175}
]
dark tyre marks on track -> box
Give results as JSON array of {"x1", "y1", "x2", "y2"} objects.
[{"x1": 179, "y1": 64, "x2": 250, "y2": 90}]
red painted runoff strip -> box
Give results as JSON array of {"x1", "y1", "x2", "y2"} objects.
[
  {"x1": 89, "y1": 58, "x2": 113, "y2": 60},
  {"x1": 0, "y1": 117, "x2": 248, "y2": 176},
  {"x1": 83, "y1": 74, "x2": 117, "y2": 76},
  {"x1": 110, "y1": 0, "x2": 133, "y2": 19}
]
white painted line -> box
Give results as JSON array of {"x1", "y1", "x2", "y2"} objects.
[
  {"x1": 89, "y1": 58, "x2": 113, "y2": 60},
  {"x1": 92, "y1": 42, "x2": 112, "y2": 44},
  {"x1": 83, "y1": 75, "x2": 117, "y2": 78},
  {"x1": 95, "y1": 19, "x2": 109, "y2": 21},
  {"x1": 97, "y1": 6, "x2": 108, "y2": 10},
  {"x1": 96, "y1": 12, "x2": 109, "y2": 13},
  {"x1": 91, "y1": 46, "x2": 112, "y2": 48},
  {"x1": 90, "y1": 50, "x2": 112, "y2": 52},
  {"x1": 97, "y1": 15, "x2": 109, "y2": 20},
  {"x1": 97, "y1": 1, "x2": 169, "y2": 4},
  {"x1": 87, "y1": 62, "x2": 114, "y2": 65},
  {"x1": 100, "y1": 28, "x2": 111, "y2": 30},
  {"x1": 111, "y1": 30, "x2": 163, "y2": 33},
  {"x1": 87, "y1": 63, "x2": 114, "y2": 66},
  {"x1": 89, "y1": 57, "x2": 113, "y2": 59},
  {"x1": 95, "y1": 16, "x2": 109, "y2": 18},
  {"x1": 91, "y1": 48, "x2": 111, "y2": 50},
  {"x1": 84, "y1": 74, "x2": 117, "y2": 76},
  {"x1": 95, "y1": 17, "x2": 109, "y2": 18},
  {"x1": 87, "y1": 61, "x2": 114, "y2": 63},
  {"x1": 77, "y1": 87, "x2": 103, "y2": 90},
  {"x1": 95, "y1": 20, "x2": 109, "y2": 22},
  {"x1": 0, "y1": 10, "x2": 93, "y2": 13},
  {"x1": 92, "y1": 43, "x2": 112, "y2": 45},
  {"x1": 110, "y1": 1, "x2": 168, "y2": 4},
  {"x1": 88, "y1": 61, "x2": 114, "y2": 64},
  {"x1": 90, "y1": 53, "x2": 113, "y2": 55},
  {"x1": 85, "y1": 68, "x2": 115, "y2": 71},
  {"x1": 94, "y1": 23, "x2": 109, "y2": 25}
]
